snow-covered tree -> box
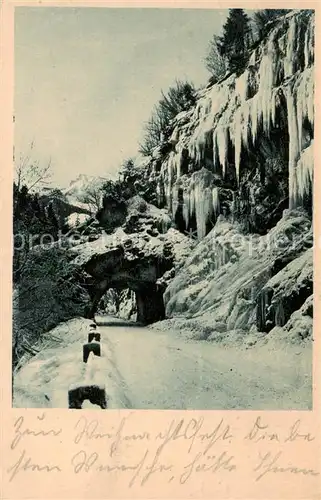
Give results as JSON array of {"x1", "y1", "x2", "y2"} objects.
[
  {"x1": 204, "y1": 34, "x2": 227, "y2": 82},
  {"x1": 252, "y1": 9, "x2": 292, "y2": 41}
]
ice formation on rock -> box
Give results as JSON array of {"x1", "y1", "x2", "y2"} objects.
[
  {"x1": 182, "y1": 190, "x2": 190, "y2": 228},
  {"x1": 295, "y1": 141, "x2": 313, "y2": 206},
  {"x1": 157, "y1": 10, "x2": 314, "y2": 239},
  {"x1": 287, "y1": 67, "x2": 314, "y2": 208},
  {"x1": 187, "y1": 169, "x2": 219, "y2": 239},
  {"x1": 213, "y1": 126, "x2": 229, "y2": 176},
  {"x1": 212, "y1": 187, "x2": 220, "y2": 217}
]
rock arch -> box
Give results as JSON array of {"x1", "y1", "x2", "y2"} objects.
[{"x1": 71, "y1": 230, "x2": 173, "y2": 325}]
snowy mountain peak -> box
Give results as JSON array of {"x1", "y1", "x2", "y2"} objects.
[{"x1": 61, "y1": 174, "x2": 110, "y2": 200}]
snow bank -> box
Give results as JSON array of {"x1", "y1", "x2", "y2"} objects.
[{"x1": 13, "y1": 318, "x2": 124, "y2": 409}]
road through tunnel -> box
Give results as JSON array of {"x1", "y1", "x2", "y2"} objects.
[{"x1": 78, "y1": 236, "x2": 172, "y2": 325}]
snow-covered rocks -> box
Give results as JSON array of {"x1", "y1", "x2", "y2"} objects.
[
  {"x1": 123, "y1": 195, "x2": 172, "y2": 235},
  {"x1": 258, "y1": 247, "x2": 312, "y2": 332},
  {"x1": 163, "y1": 209, "x2": 313, "y2": 343},
  {"x1": 66, "y1": 212, "x2": 91, "y2": 227}
]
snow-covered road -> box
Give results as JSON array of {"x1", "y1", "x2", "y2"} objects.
[
  {"x1": 13, "y1": 315, "x2": 312, "y2": 410},
  {"x1": 94, "y1": 316, "x2": 311, "y2": 410}
]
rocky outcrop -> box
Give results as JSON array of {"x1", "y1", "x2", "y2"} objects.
[
  {"x1": 123, "y1": 196, "x2": 172, "y2": 235},
  {"x1": 69, "y1": 222, "x2": 193, "y2": 324},
  {"x1": 39, "y1": 192, "x2": 92, "y2": 229},
  {"x1": 22, "y1": 194, "x2": 192, "y2": 327},
  {"x1": 263, "y1": 294, "x2": 313, "y2": 345},
  {"x1": 257, "y1": 247, "x2": 312, "y2": 332},
  {"x1": 96, "y1": 194, "x2": 172, "y2": 235},
  {"x1": 163, "y1": 209, "x2": 312, "y2": 340},
  {"x1": 96, "y1": 195, "x2": 128, "y2": 233}
]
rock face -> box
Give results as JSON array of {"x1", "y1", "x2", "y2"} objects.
[
  {"x1": 69, "y1": 199, "x2": 194, "y2": 324},
  {"x1": 123, "y1": 196, "x2": 172, "y2": 235},
  {"x1": 96, "y1": 195, "x2": 127, "y2": 233},
  {"x1": 144, "y1": 10, "x2": 314, "y2": 238},
  {"x1": 163, "y1": 209, "x2": 312, "y2": 340},
  {"x1": 257, "y1": 246, "x2": 312, "y2": 332},
  {"x1": 96, "y1": 194, "x2": 172, "y2": 235},
  {"x1": 39, "y1": 192, "x2": 92, "y2": 228}
]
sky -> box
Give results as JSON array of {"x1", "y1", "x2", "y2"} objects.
[{"x1": 15, "y1": 7, "x2": 228, "y2": 188}]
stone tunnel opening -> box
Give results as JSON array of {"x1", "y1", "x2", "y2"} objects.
[
  {"x1": 81, "y1": 231, "x2": 172, "y2": 326},
  {"x1": 85, "y1": 281, "x2": 166, "y2": 326}
]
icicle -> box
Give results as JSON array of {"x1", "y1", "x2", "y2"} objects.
[
  {"x1": 194, "y1": 184, "x2": 213, "y2": 240},
  {"x1": 284, "y1": 15, "x2": 297, "y2": 78},
  {"x1": 189, "y1": 185, "x2": 195, "y2": 218},
  {"x1": 156, "y1": 182, "x2": 161, "y2": 205},
  {"x1": 169, "y1": 127, "x2": 179, "y2": 145},
  {"x1": 213, "y1": 126, "x2": 228, "y2": 175},
  {"x1": 212, "y1": 129, "x2": 217, "y2": 170},
  {"x1": 250, "y1": 94, "x2": 260, "y2": 145},
  {"x1": 249, "y1": 49, "x2": 256, "y2": 66},
  {"x1": 285, "y1": 63, "x2": 314, "y2": 209},
  {"x1": 234, "y1": 123, "x2": 241, "y2": 183},
  {"x1": 304, "y1": 23, "x2": 310, "y2": 69},
  {"x1": 212, "y1": 187, "x2": 220, "y2": 217},
  {"x1": 247, "y1": 28, "x2": 284, "y2": 149},
  {"x1": 165, "y1": 185, "x2": 171, "y2": 208},
  {"x1": 296, "y1": 141, "x2": 313, "y2": 203},
  {"x1": 182, "y1": 190, "x2": 190, "y2": 228},
  {"x1": 231, "y1": 191, "x2": 237, "y2": 221},
  {"x1": 271, "y1": 88, "x2": 278, "y2": 127},
  {"x1": 233, "y1": 100, "x2": 252, "y2": 182},
  {"x1": 304, "y1": 13, "x2": 315, "y2": 68},
  {"x1": 188, "y1": 80, "x2": 235, "y2": 169},
  {"x1": 176, "y1": 149, "x2": 182, "y2": 180},
  {"x1": 275, "y1": 299, "x2": 285, "y2": 326},
  {"x1": 235, "y1": 69, "x2": 249, "y2": 102},
  {"x1": 167, "y1": 154, "x2": 173, "y2": 183},
  {"x1": 259, "y1": 52, "x2": 275, "y2": 135},
  {"x1": 194, "y1": 183, "x2": 204, "y2": 240},
  {"x1": 164, "y1": 153, "x2": 177, "y2": 208},
  {"x1": 188, "y1": 169, "x2": 218, "y2": 240},
  {"x1": 172, "y1": 186, "x2": 179, "y2": 218},
  {"x1": 285, "y1": 85, "x2": 300, "y2": 209},
  {"x1": 295, "y1": 68, "x2": 314, "y2": 151}
]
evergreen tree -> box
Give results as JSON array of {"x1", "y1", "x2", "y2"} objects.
[
  {"x1": 218, "y1": 9, "x2": 251, "y2": 73},
  {"x1": 14, "y1": 185, "x2": 29, "y2": 218},
  {"x1": 30, "y1": 194, "x2": 43, "y2": 219}
]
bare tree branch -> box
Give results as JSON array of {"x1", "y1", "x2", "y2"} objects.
[{"x1": 15, "y1": 144, "x2": 52, "y2": 192}]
